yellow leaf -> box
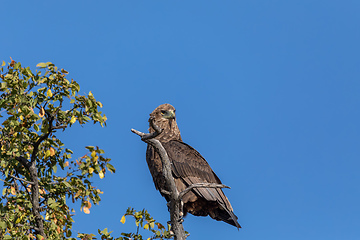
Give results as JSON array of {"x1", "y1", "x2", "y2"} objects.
[
  {"x1": 46, "y1": 89, "x2": 53, "y2": 97},
  {"x1": 45, "y1": 150, "x2": 51, "y2": 158},
  {"x1": 88, "y1": 167, "x2": 94, "y2": 174},
  {"x1": 1, "y1": 61, "x2": 5, "y2": 67},
  {"x1": 70, "y1": 116, "x2": 76, "y2": 124},
  {"x1": 19, "y1": 115, "x2": 23, "y2": 121},
  {"x1": 49, "y1": 147, "x2": 55, "y2": 156},
  {"x1": 64, "y1": 161, "x2": 69, "y2": 167},
  {"x1": 144, "y1": 224, "x2": 149, "y2": 230},
  {"x1": 83, "y1": 206, "x2": 90, "y2": 214},
  {"x1": 36, "y1": 62, "x2": 47, "y2": 68},
  {"x1": 10, "y1": 186, "x2": 16, "y2": 195},
  {"x1": 99, "y1": 171, "x2": 104, "y2": 179},
  {"x1": 120, "y1": 215, "x2": 126, "y2": 224},
  {"x1": 91, "y1": 151, "x2": 96, "y2": 158},
  {"x1": 150, "y1": 221, "x2": 155, "y2": 228},
  {"x1": 74, "y1": 190, "x2": 81, "y2": 198},
  {"x1": 85, "y1": 201, "x2": 92, "y2": 209},
  {"x1": 88, "y1": 91, "x2": 93, "y2": 97},
  {"x1": 39, "y1": 107, "x2": 45, "y2": 117}
]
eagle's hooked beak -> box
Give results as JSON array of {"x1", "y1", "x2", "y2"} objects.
[{"x1": 163, "y1": 110, "x2": 175, "y2": 120}]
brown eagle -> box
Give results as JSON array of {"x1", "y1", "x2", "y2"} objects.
[{"x1": 146, "y1": 103, "x2": 241, "y2": 228}]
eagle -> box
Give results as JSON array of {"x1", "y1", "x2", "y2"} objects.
[{"x1": 146, "y1": 103, "x2": 241, "y2": 228}]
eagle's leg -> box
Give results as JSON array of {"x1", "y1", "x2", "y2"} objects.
[
  {"x1": 166, "y1": 200, "x2": 184, "y2": 224},
  {"x1": 179, "y1": 200, "x2": 184, "y2": 218}
]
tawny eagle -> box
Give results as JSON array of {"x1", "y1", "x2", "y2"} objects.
[{"x1": 146, "y1": 103, "x2": 241, "y2": 228}]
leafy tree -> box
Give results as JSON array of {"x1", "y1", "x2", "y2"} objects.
[
  {"x1": 0, "y1": 60, "x2": 174, "y2": 240},
  {"x1": 0, "y1": 59, "x2": 112, "y2": 239}
]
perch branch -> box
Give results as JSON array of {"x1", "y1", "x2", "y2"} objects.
[{"x1": 132, "y1": 122, "x2": 186, "y2": 240}]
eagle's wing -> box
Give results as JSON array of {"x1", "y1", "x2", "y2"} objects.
[{"x1": 162, "y1": 140, "x2": 241, "y2": 228}]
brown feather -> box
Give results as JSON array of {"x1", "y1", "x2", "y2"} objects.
[{"x1": 145, "y1": 104, "x2": 241, "y2": 229}]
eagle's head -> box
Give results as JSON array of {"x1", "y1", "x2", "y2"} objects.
[
  {"x1": 149, "y1": 103, "x2": 181, "y2": 142},
  {"x1": 150, "y1": 103, "x2": 176, "y2": 120}
]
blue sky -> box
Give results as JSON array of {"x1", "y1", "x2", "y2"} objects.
[{"x1": 1, "y1": 1, "x2": 360, "y2": 239}]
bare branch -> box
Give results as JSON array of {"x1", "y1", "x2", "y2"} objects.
[
  {"x1": 160, "y1": 189, "x2": 171, "y2": 196},
  {"x1": 52, "y1": 125, "x2": 67, "y2": 130},
  {"x1": 9, "y1": 175, "x2": 34, "y2": 185},
  {"x1": 132, "y1": 122, "x2": 186, "y2": 240},
  {"x1": 178, "y1": 183, "x2": 230, "y2": 200},
  {"x1": 14, "y1": 223, "x2": 40, "y2": 232}
]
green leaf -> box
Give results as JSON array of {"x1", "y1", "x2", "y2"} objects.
[
  {"x1": 100, "y1": 228, "x2": 108, "y2": 234},
  {"x1": 0, "y1": 221, "x2": 6, "y2": 229},
  {"x1": 106, "y1": 163, "x2": 116, "y2": 173},
  {"x1": 85, "y1": 146, "x2": 95, "y2": 151},
  {"x1": 63, "y1": 181, "x2": 71, "y2": 188}
]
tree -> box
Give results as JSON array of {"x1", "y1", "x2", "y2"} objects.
[
  {"x1": 0, "y1": 59, "x2": 181, "y2": 240},
  {"x1": 0, "y1": 59, "x2": 113, "y2": 239}
]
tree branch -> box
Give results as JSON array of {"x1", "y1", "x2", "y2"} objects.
[
  {"x1": 14, "y1": 223, "x2": 40, "y2": 232},
  {"x1": 9, "y1": 174, "x2": 34, "y2": 185},
  {"x1": 132, "y1": 122, "x2": 186, "y2": 240},
  {"x1": 28, "y1": 162, "x2": 45, "y2": 238},
  {"x1": 15, "y1": 156, "x2": 31, "y2": 169}
]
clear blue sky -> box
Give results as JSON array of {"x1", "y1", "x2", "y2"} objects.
[{"x1": 1, "y1": 1, "x2": 360, "y2": 239}]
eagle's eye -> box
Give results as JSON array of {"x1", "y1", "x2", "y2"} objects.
[{"x1": 160, "y1": 110, "x2": 167, "y2": 115}]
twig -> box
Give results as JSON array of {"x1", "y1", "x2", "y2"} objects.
[
  {"x1": 9, "y1": 174, "x2": 34, "y2": 185},
  {"x1": 14, "y1": 223, "x2": 40, "y2": 232},
  {"x1": 52, "y1": 125, "x2": 67, "y2": 130}
]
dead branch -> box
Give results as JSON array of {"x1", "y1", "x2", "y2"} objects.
[{"x1": 132, "y1": 124, "x2": 186, "y2": 240}]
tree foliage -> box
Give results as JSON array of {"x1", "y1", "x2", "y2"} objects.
[
  {"x1": 0, "y1": 59, "x2": 113, "y2": 239},
  {"x1": 0, "y1": 60, "x2": 174, "y2": 240}
]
